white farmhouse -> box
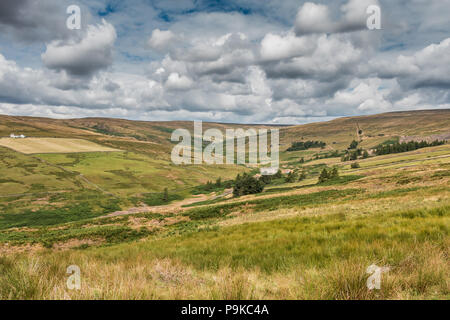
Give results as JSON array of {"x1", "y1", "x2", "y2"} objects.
[{"x1": 10, "y1": 133, "x2": 26, "y2": 138}]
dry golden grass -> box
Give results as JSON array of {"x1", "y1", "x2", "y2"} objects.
[
  {"x1": 0, "y1": 138, "x2": 120, "y2": 154},
  {"x1": 1, "y1": 240, "x2": 448, "y2": 300}
]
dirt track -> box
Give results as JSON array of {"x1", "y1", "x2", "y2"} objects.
[{"x1": 102, "y1": 194, "x2": 211, "y2": 218}]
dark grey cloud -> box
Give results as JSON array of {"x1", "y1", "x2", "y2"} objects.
[
  {"x1": 41, "y1": 20, "x2": 116, "y2": 77},
  {"x1": 0, "y1": 0, "x2": 29, "y2": 26},
  {"x1": 0, "y1": 0, "x2": 83, "y2": 42}
]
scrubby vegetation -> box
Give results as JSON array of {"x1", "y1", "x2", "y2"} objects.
[
  {"x1": 287, "y1": 140, "x2": 326, "y2": 151},
  {"x1": 318, "y1": 167, "x2": 339, "y2": 183},
  {"x1": 140, "y1": 191, "x2": 183, "y2": 206},
  {"x1": 284, "y1": 170, "x2": 298, "y2": 183},
  {"x1": 313, "y1": 150, "x2": 344, "y2": 160},
  {"x1": 351, "y1": 162, "x2": 360, "y2": 169},
  {"x1": 191, "y1": 178, "x2": 233, "y2": 195}
]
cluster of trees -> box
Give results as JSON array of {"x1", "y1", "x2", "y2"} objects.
[
  {"x1": 232, "y1": 168, "x2": 308, "y2": 197},
  {"x1": 341, "y1": 148, "x2": 369, "y2": 161},
  {"x1": 348, "y1": 140, "x2": 359, "y2": 149},
  {"x1": 318, "y1": 167, "x2": 339, "y2": 183},
  {"x1": 203, "y1": 180, "x2": 219, "y2": 191},
  {"x1": 339, "y1": 140, "x2": 368, "y2": 162},
  {"x1": 207, "y1": 178, "x2": 233, "y2": 190},
  {"x1": 374, "y1": 140, "x2": 446, "y2": 155},
  {"x1": 284, "y1": 170, "x2": 306, "y2": 183},
  {"x1": 287, "y1": 140, "x2": 326, "y2": 151},
  {"x1": 233, "y1": 173, "x2": 265, "y2": 197},
  {"x1": 259, "y1": 169, "x2": 281, "y2": 184}
]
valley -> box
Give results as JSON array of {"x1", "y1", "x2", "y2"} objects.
[{"x1": 0, "y1": 109, "x2": 448, "y2": 300}]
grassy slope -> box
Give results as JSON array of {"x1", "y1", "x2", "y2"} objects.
[
  {"x1": 0, "y1": 109, "x2": 448, "y2": 195},
  {"x1": 280, "y1": 109, "x2": 450, "y2": 151},
  {"x1": 1, "y1": 187, "x2": 448, "y2": 299},
  {"x1": 36, "y1": 151, "x2": 246, "y2": 196},
  {"x1": 0, "y1": 110, "x2": 449, "y2": 299},
  {"x1": 0, "y1": 146, "x2": 449, "y2": 299},
  {"x1": 0, "y1": 146, "x2": 84, "y2": 195},
  {"x1": 0, "y1": 116, "x2": 253, "y2": 199}
]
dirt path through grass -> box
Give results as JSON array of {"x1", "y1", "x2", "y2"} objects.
[{"x1": 102, "y1": 193, "x2": 211, "y2": 217}]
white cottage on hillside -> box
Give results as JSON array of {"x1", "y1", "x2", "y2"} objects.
[{"x1": 10, "y1": 133, "x2": 26, "y2": 138}]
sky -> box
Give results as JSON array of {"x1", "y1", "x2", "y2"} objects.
[{"x1": 0, "y1": 0, "x2": 449, "y2": 124}]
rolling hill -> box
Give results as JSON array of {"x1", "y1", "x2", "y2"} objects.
[
  {"x1": 0, "y1": 109, "x2": 448, "y2": 197},
  {"x1": 280, "y1": 109, "x2": 450, "y2": 150},
  {"x1": 1, "y1": 109, "x2": 448, "y2": 152},
  {"x1": 0, "y1": 109, "x2": 448, "y2": 299}
]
